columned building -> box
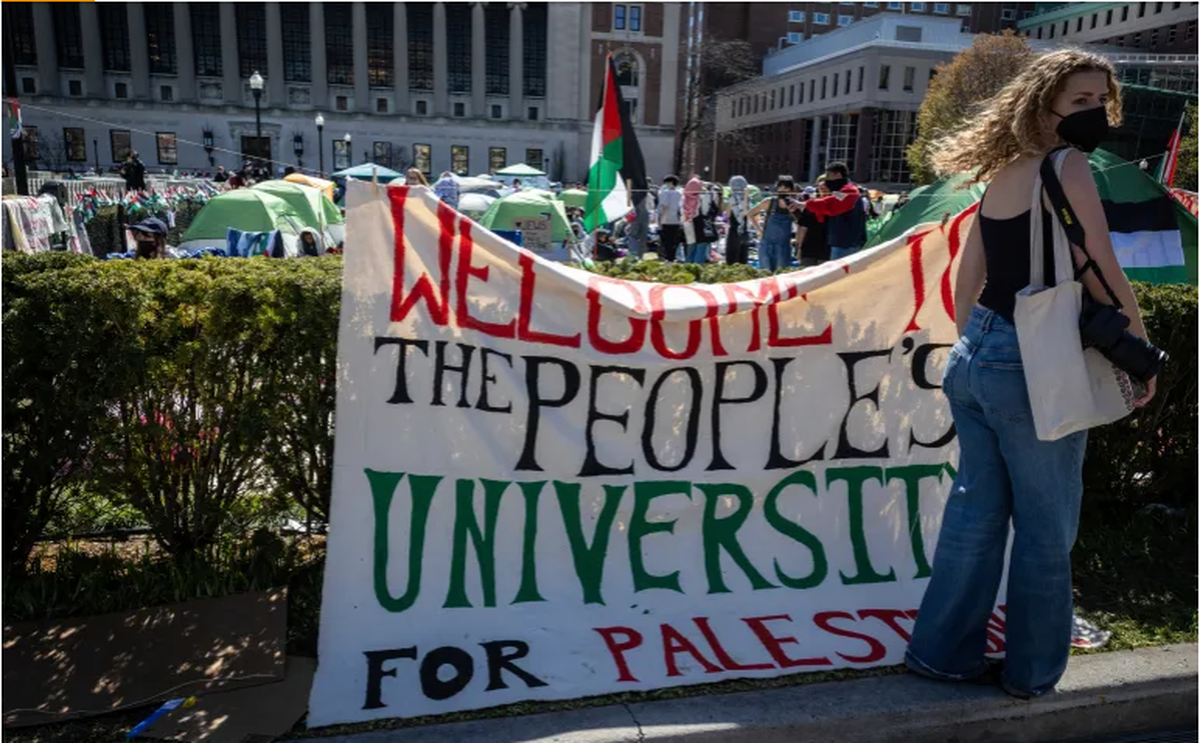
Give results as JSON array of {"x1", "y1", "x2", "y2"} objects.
[{"x1": 2, "y1": 2, "x2": 681, "y2": 180}]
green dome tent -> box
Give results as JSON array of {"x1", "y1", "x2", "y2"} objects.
[
  {"x1": 251, "y1": 180, "x2": 343, "y2": 230},
  {"x1": 478, "y1": 190, "x2": 573, "y2": 243},
  {"x1": 867, "y1": 149, "x2": 1197, "y2": 285},
  {"x1": 179, "y1": 190, "x2": 309, "y2": 247},
  {"x1": 556, "y1": 188, "x2": 588, "y2": 209}
]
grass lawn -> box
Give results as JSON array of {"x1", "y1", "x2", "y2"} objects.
[{"x1": 5, "y1": 493, "x2": 1195, "y2": 743}]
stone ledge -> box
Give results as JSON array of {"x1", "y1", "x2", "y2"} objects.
[{"x1": 312, "y1": 643, "x2": 1198, "y2": 743}]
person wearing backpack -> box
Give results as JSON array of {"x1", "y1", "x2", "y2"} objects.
[{"x1": 904, "y1": 49, "x2": 1157, "y2": 701}]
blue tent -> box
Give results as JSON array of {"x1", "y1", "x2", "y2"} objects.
[{"x1": 331, "y1": 163, "x2": 403, "y2": 182}]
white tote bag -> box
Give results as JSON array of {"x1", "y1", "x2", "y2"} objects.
[{"x1": 1013, "y1": 149, "x2": 1136, "y2": 442}]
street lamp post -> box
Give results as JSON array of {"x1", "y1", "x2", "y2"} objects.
[
  {"x1": 344, "y1": 132, "x2": 352, "y2": 170},
  {"x1": 315, "y1": 114, "x2": 325, "y2": 176},
  {"x1": 93, "y1": 138, "x2": 99, "y2": 174},
  {"x1": 249, "y1": 71, "x2": 264, "y2": 169}
]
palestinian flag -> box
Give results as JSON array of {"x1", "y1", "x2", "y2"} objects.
[
  {"x1": 584, "y1": 56, "x2": 648, "y2": 232},
  {"x1": 6, "y1": 98, "x2": 21, "y2": 140},
  {"x1": 1155, "y1": 109, "x2": 1188, "y2": 187},
  {"x1": 1090, "y1": 149, "x2": 1197, "y2": 285}
]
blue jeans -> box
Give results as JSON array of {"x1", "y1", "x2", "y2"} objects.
[
  {"x1": 830, "y1": 245, "x2": 861, "y2": 260},
  {"x1": 906, "y1": 306, "x2": 1087, "y2": 698},
  {"x1": 759, "y1": 214, "x2": 793, "y2": 272},
  {"x1": 686, "y1": 241, "x2": 710, "y2": 264}
]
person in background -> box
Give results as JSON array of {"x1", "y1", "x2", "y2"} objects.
[
  {"x1": 120, "y1": 151, "x2": 147, "y2": 192},
  {"x1": 226, "y1": 171, "x2": 246, "y2": 189},
  {"x1": 433, "y1": 171, "x2": 460, "y2": 210},
  {"x1": 799, "y1": 162, "x2": 865, "y2": 260},
  {"x1": 626, "y1": 184, "x2": 650, "y2": 260},
  {"x1": 724, "y1": 175, "x2": 751, "y2": 265},
  {"x1": 794, "y1": 186, "x2": 830, "y2": 267},
  {"x1": 656, "y1": 175, "x2": 684, "y2": 261},
  {"x1": 131, "y1": 217, "x2": 170, "y2": 259},
  {"x1": 283, "y1": 166, "x2": 296, "y2": 177},
  {"x1": 895, "y1": 192, "x2": 910, "y2": 211},
  {"x1": 512, "y1": 178, "x2": 523, "y2": 191},
  {"x1": 747, "y1": 175, "x2": 802, "y2": 272},
  {"x1": 680, "y1": 173, "x2": 705, "y2": 262},
  {"x1": 298, "y1": 227, "x2": 324, "y2": 257},
  {"x1": 405, "y1": 169, "x2": 430, "y2": 187}
]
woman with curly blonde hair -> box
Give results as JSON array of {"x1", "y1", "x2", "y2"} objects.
[{"x1": 905, "y1": 49, "x2": 1156, "y2": 699}]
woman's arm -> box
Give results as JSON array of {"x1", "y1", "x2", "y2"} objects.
[{"x1": 954, "y1": 215, "x2": 986, "y2": 337}]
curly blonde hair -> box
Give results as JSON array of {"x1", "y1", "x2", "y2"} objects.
[{"x1": 932, "y1": 49, "x2": 1123, "y2": 183}]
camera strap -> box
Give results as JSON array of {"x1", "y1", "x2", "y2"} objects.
[{"x1": 1039, "y1": 150, "x2": 1124, "y2": 310}]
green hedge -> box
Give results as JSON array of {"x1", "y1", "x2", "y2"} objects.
[{"x1": 2, "y1": 254, "x2": 1195, "y2": 572}]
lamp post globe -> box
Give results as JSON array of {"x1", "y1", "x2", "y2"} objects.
[
  {"x1": 315, "y1": 114, "x2": 325, "y2": 176},
  {"x1": 249, "y1": 71, "x2": 265, "y2": 169}
]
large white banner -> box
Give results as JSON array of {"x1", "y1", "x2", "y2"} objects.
[{"x1": 308, "y1": 183, "x2": 1002, "y2": 727}]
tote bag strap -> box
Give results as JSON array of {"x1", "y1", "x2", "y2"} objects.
[{"x1": 1039, "y1": 149, "x2": 1124, "y2": 309}]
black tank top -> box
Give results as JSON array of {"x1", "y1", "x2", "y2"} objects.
[{"x1": 976, "y1": 192, "x2": 1055, "y2": 323}]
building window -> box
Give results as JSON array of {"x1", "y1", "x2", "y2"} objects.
[
  {"x1": 838, "y1": 15, "x2": 853, "y2": 25},
  {"x1": 1134, "y1": 31, "x2": 1142, "y2": 45},
  {"x1": 857, "y1": 65, "x2": 864, "y2": 92},
  {"x1": 614, "y1": 4, "x2": 626, "y2": 29},
  {"x1": 53, "y1": 4, "x2": 84, "y2": 69},
  {"x1": 485, "y1": 5, "x2": 510, "y2": 95},
  {"x1": 808, "y1": 78, "x2": 814, "y2": 101},
  {"x1": 64, "y1": 128, "x2": 87, "y2": 162},
  {"x1": 1049, "y1": 24, "x2": 1055, "y2": 38},
  {"x1": 408, "y1": 5, "x2": 434, "y2": 91},
  {"x1": 416, "y1": 100, "x2": 428, "y2": 115},
  {"x1": 373, "y1": 142, "x2": 393, "y2": 167},
  {"x1": 1187, "y1": 20, "x2": 1195, "y2": 41},
  {"x1": 523, "y1": 4, "x2": 547, "y2": 97},
  {"x1": 814, "y1": 12, "x2": 831, "y2": 24},
  {"x1": 1076, "y1": 16, "x2": 1083, "y2": 31},
  {"x1": 280, "y1": 6, "x2": 310, "y2": 82},
  {"x1": 957, "y1": 4, "x2": 973, "y2": 16},
  {"x1": 870, "y1": 109, "x2": 917, "y2": 184},
  {"x1": 1168, "y1": 26, "x2": 1176, "y2": 43},
  {"x1": 528, "y1": 106, "x2": 539, "y2": 120},
  {"x1": 1150, "y1": 28, "x2": 1159, "y2": 46},
  {"x1": 934, "y1": 3, "x2": 949, "y2": 14},
  {"x1": 68, "y1": 80, "x2": 82, "y2": 97},
  {"x1": 22, "y1": 77, "x2": 35, "y2": 94},
  {"x1": 799, "y1": 83, "x2": 805, "y2": 104},
  {"x1": 144, "y1": 6, "x2": 177, "y2": 75},
  {"x1": 5, "y1": 5, "x2": 36, "y2": 66},
  {"x1": 326, "y1": 4, "x2": 353, "y2": 85},
  {"x1": 337, "y1": 95, "x2": 349, "y2": 111},
  {"x1": 156, "y1": 133, "x2": 178, "y2": 165},
  {"x1": 903, "y1": 66, "x2": 915, "y2": 92},
  {"x1": 414, "y1": 143, "x2": 432, "y2": 174},
  {"x1": 1001, "y1": 9, "x2": 1016, "y2": 20},
  {"x1": 23, "y1": 127, "x2": 39, "y2": 163},
  {"x1": 1138, "y1": 2, "x2": 1146, "y2": 17},
  {"x1": 821, "y1": 76, "x2": 827, "y2": 99},
  {"x1": 1118, "y1": 7, "x2": 1126, "y2": 21},
  {"x1": 368, "y1": 4, "x2": 394, "y2": 87},
  {"x1": 911, "y1": 2, "x2": 925, "y2": 11},
  {"x1": 237, "y1": 4, "x2": 267, "y2": 78},
  {"x1": 844, "y1": 70, "x2": 851, "y2": 94},
  {"x1": 865, "y1": 2, "x2": 879, "y2": 7},
  {"x1": 630, "y1": 5, "x2": 642, "y2": 31},
  {"x1": 488, "y1": 147, "x2": 506, "y2": 174},
  {"x1": 830, "y1": 73, "x2": 838, "y2": 98},
  {"x1": 110, "y1": 129, "x2": 131, "y2": 162},
  {"x1": 100, "y1": 5, "x2": 131, "y2": 72},
  {"x1": 447, "y1": 4, "x2": 472, "y2": 92},
  {"x1": 451, "y1": 145, "x2": 469, "y2": 174},
  {"x1": 377, "y1": 98, "x2": 389, "y2": 113},
  {"x1": 160, "y1": 85, "x2": 173, "y2": 102},
  {"x1": 1090, "y1": 12, "x2": 1097, "y2": 28},
  {"x1": 454, "y1": 102, "x2": 466, "y2": 117},
  {"x1": 114, "y1": 82, "x2": 128, "y2": 99},
  {"x1": 787, "y1": 31, "x2": 803, "y2": 43},
  {"x1": 789, "y1": 85, "x2": 796, "y2": 106},
  {"x1": 1062, "y1": 20, "x2": 1069, "y2": 34},
  {"x1": 879, "y1": 64, "x2": 890, "y2": 89},
  {"x1": 888, "y1": 1, "x2": 903, "y2": 8},
  {"x1": 789, "y1": 10, "x2": 805, "y2": 22},
  {"x1": 193, "y1": 4, "x2": 223, "y2": 77},
  {"x1": 1155, "y1": 1, "x2": 1163, "y2": 11},
  {"x1": 491, "y1": 104, "x2": 503, "y2": 119},
  {"x1": 525, "y1": 148, "x2": 544, "y2": 170},
  {"x1": 333, "y1": 140, "x2": 350, "y2": 170}
]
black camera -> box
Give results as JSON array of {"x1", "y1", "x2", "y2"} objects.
[{"x1": 1079, "y1": 298, "x2": 1167, "y2": 384}]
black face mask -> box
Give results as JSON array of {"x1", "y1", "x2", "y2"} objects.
[
  {"x1": 825, "y1": 177, "x2": 847, "y2": 192},
  {"x1": 1053, "y1": 106, "x2": 1109, "y2": 153},
  {"x1": 136, "y1": 241, "x2": 158, "y2": 258}
]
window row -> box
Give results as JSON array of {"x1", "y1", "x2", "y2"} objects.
[
  {"x1": 1026, "y1": 2, "x2": 1195, "y2": 42},
  {"x1": 730, "y1": 63, "x2": 926, "y2": 120},
  {"x1": 5, "y1": 3, "x2": 546, "y2": 95},
  {"x1": 17, "y1": 128, "x2": 179, "y2": 166}
]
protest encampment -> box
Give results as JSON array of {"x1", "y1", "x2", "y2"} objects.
[{"x1": 3, "y1": 5, "x2": 1197, "y2": 741}]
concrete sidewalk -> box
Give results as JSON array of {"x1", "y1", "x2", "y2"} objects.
[{"x1": 312, "y1": 644, "x2": 1197, "y2": 743}]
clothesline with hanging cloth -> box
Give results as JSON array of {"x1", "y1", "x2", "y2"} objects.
[{"x1": 2, "y1": 194, "x2": 87, "y2": 254}]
